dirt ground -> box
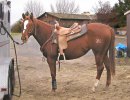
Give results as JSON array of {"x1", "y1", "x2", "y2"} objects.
[{"x1": 11, "y1": 35, "x2": 130, "y2": 100}]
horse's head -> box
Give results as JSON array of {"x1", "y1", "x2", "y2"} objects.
[{"x1": 21, "y1": 13, "x2": 35, "y2": 43}]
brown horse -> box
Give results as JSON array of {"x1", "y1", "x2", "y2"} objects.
[{"x1": 21, "y1": 13, "x2": 115, "y2": 92}]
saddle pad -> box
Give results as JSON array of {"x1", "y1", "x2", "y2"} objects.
[
  {"x1": 53, "y1": 24, "x2": 87, "y2": 43},
  {"x1": 67, "y1": 24, "x2": 87, "y2": 41}
]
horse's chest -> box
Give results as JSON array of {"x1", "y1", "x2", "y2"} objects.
[{"x1": 41, "y1": 43, "x2": 58, "y2": 57}]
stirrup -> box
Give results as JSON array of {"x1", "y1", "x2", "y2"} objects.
[
  {"x1": 57, "y1": 53, "x2": 66, "y2": 61},
  {"x1": 62, "y1": 53, "x2": 66, "y2": 60},
  {"x1": 57, "y1": 53, "x2": 60, "y2": 61}
]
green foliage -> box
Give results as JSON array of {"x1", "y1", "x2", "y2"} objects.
[
  {"x1": 113, "y1": 0, "x2": 130, "y2": 27},
  {"x1": 11, "y1": 20, "x2": 21, "y2": 33}
]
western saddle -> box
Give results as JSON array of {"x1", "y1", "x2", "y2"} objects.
[{"x1": 54, "y1": 21, "x2": 86, "y2": 61}]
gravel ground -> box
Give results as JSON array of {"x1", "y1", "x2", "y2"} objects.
[{"x1": 11, "y1": 35, "x2": 130, "y2": 100}]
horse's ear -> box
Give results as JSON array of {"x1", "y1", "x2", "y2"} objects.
[
  {"x1": 25, "y1": 11, "x2": 29, "y2": 16},
  {"x1": 30, "y1": 13, "x2": 33, "y2": 20},
  {"x1": 22, "y1": 13, "x2": 25, "y2": 19}
]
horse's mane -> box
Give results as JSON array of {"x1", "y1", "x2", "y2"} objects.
[
  {"x1": 32, "y1": 18, "x2": 53, "y2": 36},
  {"x1": 35, "y1": 18, "x2": 52, "y2": 27}
]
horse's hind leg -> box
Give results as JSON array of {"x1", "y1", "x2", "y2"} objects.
[
  {"x1": 92, "y1": 54, "x2": 104, "y2": 92},
  {"x1": 47, "y1": 57, "x2": 57, "y2": 91},
  {"x1": 104, "y1": 55, "x2": 111, "y2": 87}
]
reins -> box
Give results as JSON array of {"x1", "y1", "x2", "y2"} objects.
[
  {"x1": 30, "y1": 20, "x2": 55, "y2": 50},
  {"x1": 28, "y1": 20, "x2": 61, "y2": 70},
  {"x1": 29, "y1": 20, "x2": 37, "y2": 36},
  {"x1": 39, "y1": 25, "x2": 61, "y2": 71},
  {"x1": 40, "y1": 28, "x2": 55, "y2": 50}
]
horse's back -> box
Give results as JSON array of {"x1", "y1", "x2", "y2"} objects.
[
  {"x1": 87, "y1": 23, "x2": 113, "y2": 40},
  {"x1": 87, "y1": 23, "x2": 112, "y2": 35},
  {"x1": 87, "y1": 23, "x2": 111, "y2": 28}
]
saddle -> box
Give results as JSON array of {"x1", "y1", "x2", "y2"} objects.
[
  {"x1": 56, "y1": 23, "x2": 82, "y2": 36},
  {"x1": 53, "y1": 22, "x2": 87, "y2": 61}
]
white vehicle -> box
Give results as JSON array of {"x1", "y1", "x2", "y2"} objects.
[{"x1": 0, "y1": 0, "x2": 15, "y2": 100}]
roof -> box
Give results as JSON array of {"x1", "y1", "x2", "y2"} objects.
[
  {"x1": 124, "y1": 10, "x2": 130, "y2": 15},
  {"x1": 38, "y1": 12, "x2": 96, "y2": 20}
]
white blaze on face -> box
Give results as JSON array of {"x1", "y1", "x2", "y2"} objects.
[{"x1": 23, "y1": 20, "x2": 29, "y2": 33}]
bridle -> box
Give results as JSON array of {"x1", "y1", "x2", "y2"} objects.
[
  {"x1": 29, "y1": 21, "x2": 36, "y2": 35},
  {"x1": 22, "y1": 19, "x2": 56, "y2": 52},
  {"x1": 22, "y1": 19, "x2": 36, "y2": 37}
]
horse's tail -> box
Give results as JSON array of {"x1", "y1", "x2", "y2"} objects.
[{"x1": 109, "y1": 28, "x2": 115, "y2": 76}]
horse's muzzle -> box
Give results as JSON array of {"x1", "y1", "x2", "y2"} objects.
[{"x1": 21, "y1": 36, "x2": 27, "y2": 43}]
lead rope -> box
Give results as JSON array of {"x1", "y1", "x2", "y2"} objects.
[
  {"x1": 0, "y1": 21, "x2": 22, "y2": 97},
  {"x1": 12, "y1": 40, "x2": 22, "y2": 97},
  {"x1": 40, "y1": 27, "x2": 61, "y2": 71},
  {"x1": 0, "y1": 21, "x2": 24, "y2": 45}
]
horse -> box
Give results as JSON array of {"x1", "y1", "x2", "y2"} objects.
[{"x1": 21, "y1": 13, "x2": 115, "y2": 92}]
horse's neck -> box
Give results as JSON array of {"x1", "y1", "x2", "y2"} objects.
[{"x1": 33, "y1": 19, "x2": 52, "y2": 46}]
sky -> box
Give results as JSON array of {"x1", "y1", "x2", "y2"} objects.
[{"x1": 10, "y1": 0, "x2": 119, "y2": 25}]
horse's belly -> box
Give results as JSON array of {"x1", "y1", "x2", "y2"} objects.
[{"x1": 64, "y1": 40, "x2": 89, "y2": 60}]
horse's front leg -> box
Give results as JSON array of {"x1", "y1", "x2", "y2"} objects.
[{"x1": 47, "y1": 57, "x2": 57, "y2": 91}]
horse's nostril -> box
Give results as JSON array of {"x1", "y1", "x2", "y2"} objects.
[{"x1": 21, "y1": 36, "x2": 26, "y2": 41}]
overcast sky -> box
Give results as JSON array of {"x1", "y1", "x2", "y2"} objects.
[{"x1": 10, "y1": 0, "x2": 118, "y2": 25}]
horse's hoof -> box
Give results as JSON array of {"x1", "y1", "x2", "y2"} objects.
[{"x1": 92, "y1": 87, "x2": 96, "y2": 92}]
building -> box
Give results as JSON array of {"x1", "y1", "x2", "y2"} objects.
[
  {"x1": 37, "y1": 12, "x2": 96, "y2": 27},
  {"x1": 124, "y1": 10, "x2": 130, "y2": 57}
]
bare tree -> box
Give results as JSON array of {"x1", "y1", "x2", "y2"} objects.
[
  {"x1": 51, "y1": 0, "x2": 79, "y2": 14},
  {"x1": 93, "y1": 1, "x2": 114, "y2": 25},
  {"x1": 24, "y1": 0, "x2": 45, "y2": 17},
  {"x1": 93, "y1": 1, "x2": 112, "y2": 14},
  {"x1": 51, "y1": 4, "x2": 55, "y2": 13}
]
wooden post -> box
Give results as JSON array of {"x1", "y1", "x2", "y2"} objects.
[{"x1": 125, "y1": 11, "x2": 130, "y2": 57}]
